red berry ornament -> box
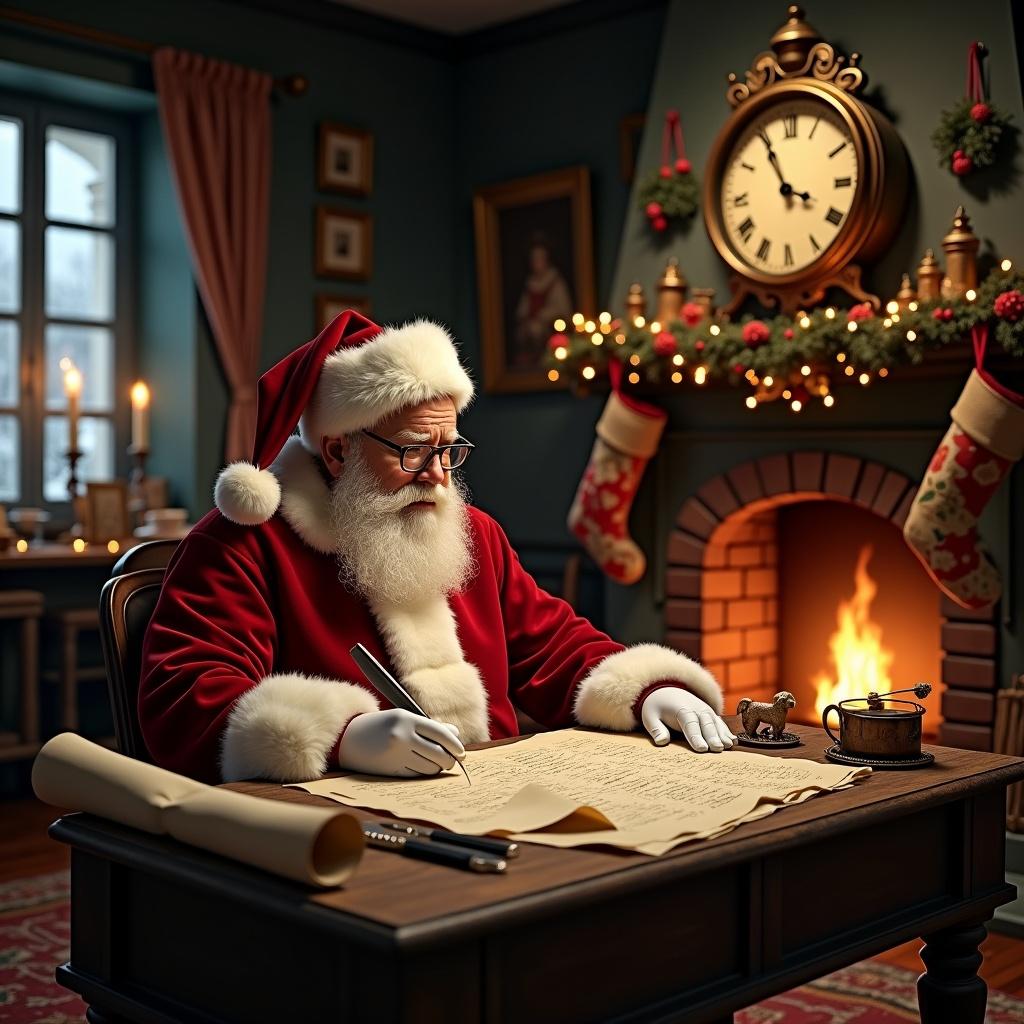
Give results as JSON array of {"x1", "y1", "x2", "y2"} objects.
[
  {"x1": 994, "y1": 288, "x2": 1024, "y2": 322},
  {"x1": 674, "y1": 157, "x2": 692, "y2": 174},
  {"x1": 783, "y1": 328, "x2": 794, "y2": 340},
  {"x1": 943, "y1": 308, "x2": 954, "y2": 322},
  {"x1": 652, "y1": 215, "x2": 668, "y2": 232},
  {"x1": 681, "y1": 302, "x2": 704, "y2": 327},
  {"x1": 645, "y1": 201, "x2": 662, "y2": 219},
  {"x1": 659, "y1": 165, "x2": 672, "y2": 180},
  {"x1": 695, "y1": 340, "x2": 705, "y2": 352},
  {"x1": 848, "y1": 302, "x2": 874, "y2": 321},
  {"x1": 548, "y1": 332, "x2": 569, "y2": 352},
  {"x1": 742, "y1": 320, "x2": 770, "y2": 348},
  {"x1": 653, "y1": 331, "x2": 677, "y2": 357},
  {"x1": 952, "y1": 150, "x2": 974, "y2": 176},
  {"x1": 971, "y1": 102, "x2": 993, "y2": 124}
]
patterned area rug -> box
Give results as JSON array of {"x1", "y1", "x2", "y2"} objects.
[{"x1": 2, "y1": 872, "x2": 1024, "y2": 1023}]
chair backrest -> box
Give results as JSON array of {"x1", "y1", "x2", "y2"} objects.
[
  {"x1": 112, "y1": 538, "x2": 180, "y2": 576},
  {"x1": 98, "y1": 568, "x2": 165, "y2": 763}
]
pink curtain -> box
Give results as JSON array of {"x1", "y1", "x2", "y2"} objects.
[{"x1": 152, "y1": 47, "x2": 272, "y2": 464}]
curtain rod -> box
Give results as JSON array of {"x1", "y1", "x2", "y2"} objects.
[{"x1": 0, "y1": 5, "x2": 309, "y2": 97}]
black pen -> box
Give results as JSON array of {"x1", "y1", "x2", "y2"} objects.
[
  {"x1": 350, "y1": 643, "x2": 472, "y2": 785},
  {"x1": 362, "y1": 824, "x2": 506, "y2": 873},
  {"x1": 380, "y1": 821, "x2": 519, "y2": 859}
]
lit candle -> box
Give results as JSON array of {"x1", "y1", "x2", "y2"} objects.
[
  {"x1": 130, "y1": 381, "x2": 150, "y2": 449},
  {"x1": 64, "y1": 366, "x2": 82, "y2": 453}
]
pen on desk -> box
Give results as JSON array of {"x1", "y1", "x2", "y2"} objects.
[
  {"x1": 362, "y1": 824, "x2": 506, "y2": 873},
  {"x1": 350, "y1": 643, "x2": 472, "y2": 786},
  {"x1": 380, "y1": 821, "x2": 519, "y2": 859}
]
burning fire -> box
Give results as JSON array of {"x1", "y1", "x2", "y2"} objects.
[{"x1": 813, "y1": 545, "x2": 894, "y2": 717}]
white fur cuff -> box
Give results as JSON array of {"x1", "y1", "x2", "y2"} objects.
[
  {"x1": 573, "y1": 643, "x2": 723, "y2": 732},
  {"x1": 220, "y1": 673, "x2": 379, "y2": 782}
]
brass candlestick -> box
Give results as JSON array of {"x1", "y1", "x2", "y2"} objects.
[
  {"x1": 625, "y1": 282, "x2": 647, "y2": 324},
  {"x1": 128, "y1": 444, "x2": 150, "y2": 526},
  {"x1": 916, "y1": 249, "x2": 942, "y2": 302},
  {"x1": 66, "y1": 448, "x2": 82, "y2": 502},
  {"x1": 941, "y1": 206, "x2": 979, "y2": 300},
  {"x1": 691, "y1": 287, "x2": 716, "y2": 318},
  {"x1": 895, "y1": 273, "x2": 917, "y2": 309},
  {"x1": 655, "y1": 257, "x2": 687, "y2": 325}
]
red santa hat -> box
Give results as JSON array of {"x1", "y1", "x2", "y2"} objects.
[{"x1": 213, "y1": 310, "x2": 475, "y2": 525}]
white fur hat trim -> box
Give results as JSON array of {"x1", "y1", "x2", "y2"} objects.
[
  {"x1": 214, "y1": 460, "x2": 283, "y2": 525},
  {"x1": 299, "y1": 319, "x2": 474, "y2": 446}
]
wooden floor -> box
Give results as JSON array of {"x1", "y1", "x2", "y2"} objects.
[{"x1": 3, "y1": 798, "x2": 1024, "y2": 999}]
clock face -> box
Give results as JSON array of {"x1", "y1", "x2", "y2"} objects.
[{"x1": 719, "y1": 97, "x2": 861, "y2": 278}]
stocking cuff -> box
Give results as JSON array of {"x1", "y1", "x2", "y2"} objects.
[
  {"x1": 596, "y1": 391, "x2": 667, "y2": 459},
  {"x1": 952, "y1": 370, "x2": 1024, "y2": 462}
]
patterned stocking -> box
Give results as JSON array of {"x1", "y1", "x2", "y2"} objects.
[
  {"x1": 904, "y1": 367, "x2": 1024, "y2": 609},
  {"x1": 567, "y1": 372, "x2": 666, "y2": 585}
]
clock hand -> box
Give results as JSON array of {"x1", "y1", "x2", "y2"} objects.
[{"x1": 758, "y1": 130, "x2": 788, "y2": 188}]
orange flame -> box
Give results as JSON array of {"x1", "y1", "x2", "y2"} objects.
[{"x1": 813, "y1": 545, "x2": 894, "y2": 717}]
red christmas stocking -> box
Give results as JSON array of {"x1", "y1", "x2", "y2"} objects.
[
  {"x1": 567, "y1": 367, "x2": 666, "y2": 584},
  {"x1": 904, "y1": 342, "x2": 1024, "y2": 608}
]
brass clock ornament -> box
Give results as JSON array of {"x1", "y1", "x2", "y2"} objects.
[{"x1": 704, "y1": 5, "x2": 909, "y2": 316}]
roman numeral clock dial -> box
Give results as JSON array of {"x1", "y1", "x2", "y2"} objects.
[
  {"x1": 720, "y1": 99, "x2": 858, "y2": 276},
  {"x1": 702, "y1": 11, "x2": 909, "y2": 315}
]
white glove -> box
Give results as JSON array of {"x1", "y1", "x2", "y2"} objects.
[
  {"x1": 641, "y1": 687, "x2": 738, "y2": 753},
  {"x1": 337, "y1": 709, "x2": 466, "y2": 777}
]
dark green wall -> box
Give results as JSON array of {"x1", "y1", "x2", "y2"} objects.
[{"x1": 452, "y1": 7, "x2": 666, "y2": 546}]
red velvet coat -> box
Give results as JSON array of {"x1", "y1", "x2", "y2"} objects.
[{"x1": 139, "y1": 438, "x2": 722, "y2": 783}]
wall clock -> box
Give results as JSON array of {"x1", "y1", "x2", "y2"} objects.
[{"x1": 703, "y1": 6, "x2": 909, "y2": 315}]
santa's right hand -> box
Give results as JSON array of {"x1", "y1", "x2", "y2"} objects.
[{"x1": 337, "y1": 708, "x2": 466, "y2": 777}]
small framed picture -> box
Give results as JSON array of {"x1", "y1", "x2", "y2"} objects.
[
  {"x1": 317, "y1": 122, "x2": 373, "y2": 196},
  {"x1": 315, "y1": 206, "x2": 372, "y2": 281},
  {"x1": 315, "y1": 294, "x2": 371, "y2": 331},
  {"x1": 84, "y1": 481, "x2": 130, "y2": 543}
]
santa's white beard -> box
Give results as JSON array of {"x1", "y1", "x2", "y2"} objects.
[{"x1": 329, "y1": 439, "x2": 476, "y2": 606}]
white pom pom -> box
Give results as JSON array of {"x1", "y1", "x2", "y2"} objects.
[{"x1": 214, "y1": 462, "x2": 281, "y2": 525}]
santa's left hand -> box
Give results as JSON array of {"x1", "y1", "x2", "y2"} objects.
[{"x1": 641, "y1": 687, "x2": 738, "y2": 753}]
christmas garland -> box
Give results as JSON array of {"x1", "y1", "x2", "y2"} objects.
[
  {"x1": 637, "y1": 109, "x2": 699, "y2": 235},
  {"x1": 545, "y1": 266, "x2": 1024, "y2": 400}
]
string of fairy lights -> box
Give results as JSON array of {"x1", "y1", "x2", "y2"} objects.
[{"x1": 544, "y1": 261, "x2": 1024, "y2": 412}]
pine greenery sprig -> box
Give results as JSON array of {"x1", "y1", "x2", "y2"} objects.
[
  {"x1": 931, "y1": 99, "x2": 1012, "y2": 174},
  {"x1": 636, "y1": 170, "x2": 699, "y2": 230}
]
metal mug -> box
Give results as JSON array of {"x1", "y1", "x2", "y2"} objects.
[{"x1": 822, "y1": 698, "x2": 925, "y2": 759}]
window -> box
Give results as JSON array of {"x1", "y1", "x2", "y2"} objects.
[{"x1": 0, "y1": 94, "x2": 132, "y2": 509}]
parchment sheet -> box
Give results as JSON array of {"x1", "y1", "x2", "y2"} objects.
[{"x1": 293, "y1": 729, "x2": 870, "y2": 854}]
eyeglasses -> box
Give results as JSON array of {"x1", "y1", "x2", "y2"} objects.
[{"x1": 361, "y1": 429, "x2": 475, "y2": 473}]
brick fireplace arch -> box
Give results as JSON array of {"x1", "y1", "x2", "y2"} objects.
[{"x1": 663, "y1": 451, "x2": 1000, "y2": 751}]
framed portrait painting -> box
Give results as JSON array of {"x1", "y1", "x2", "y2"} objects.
[
  {"x1": 473, "y1": 166, "x2": 595, "y2": 393},
  {"x1": 315, "y1": 206, "x2": 372, "y2": 281},
  {"x1": 317, "y1": 122, "x2": 373, "y2": 196},
  {"x1": 315, "y1": 293, "x2": 371, "y2": 331}
]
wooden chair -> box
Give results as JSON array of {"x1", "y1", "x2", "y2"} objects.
[
  {"x1": 97, "y1": 539, "x2": 179, "y2": 760},
  {"x1": 0, "y1": 589, "x2": 44, "y2": 761},
  {"x1": 98, "y1": 568, "x2": 165, "y2": 763},
  {"x1": 42, "y1": 544, "x2": 180, "y2": 734}
]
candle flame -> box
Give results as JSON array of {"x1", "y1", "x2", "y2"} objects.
[
  {"x1": 64, "y1": 367, "x2": 82, "y2": 396},
  {"x1": 131, "y1": 381, "x2": 150, "y2": 408},
  {"x1": 813, "y1": 545, "x2": 894, "y2": 717}
]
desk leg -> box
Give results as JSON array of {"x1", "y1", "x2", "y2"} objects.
[{"x1": 918, "y1": 921, "x2": 987, "y2": 1024}]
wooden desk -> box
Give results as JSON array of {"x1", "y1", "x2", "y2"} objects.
[{"x1": 50, "y1": 724, "x2": 1024, "y2": 1024}]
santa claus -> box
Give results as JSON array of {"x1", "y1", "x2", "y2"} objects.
[{"x1": 139, "y1": 311, "x2": 735, "y2": 784}]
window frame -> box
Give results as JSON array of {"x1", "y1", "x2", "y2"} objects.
[{"x1": 0, "y1": 88, "x2": 135, "y2": 516}]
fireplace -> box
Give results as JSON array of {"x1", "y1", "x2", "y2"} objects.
[{"x1": 664, "y1": 450, "x2": 1001, "y2": 750}]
